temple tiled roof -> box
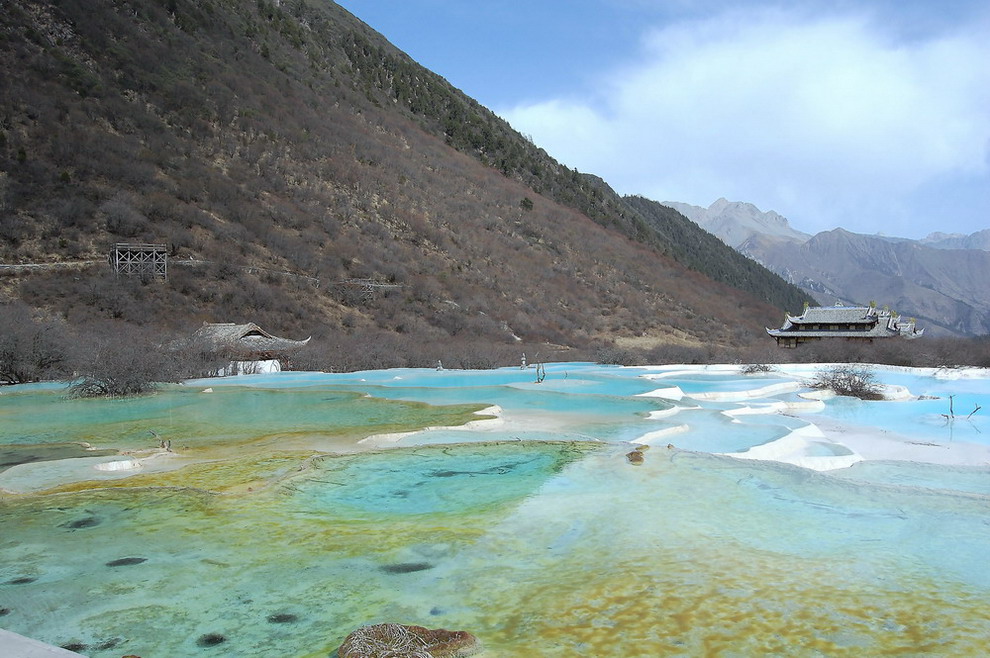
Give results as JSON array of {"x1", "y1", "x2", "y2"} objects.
[{"x1": 786, "y1": 305, "x2": 877, "y2": 324}]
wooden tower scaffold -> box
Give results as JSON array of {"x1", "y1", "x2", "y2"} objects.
[{"x1": 108, "y1": 243, "x2": 168, "y2": 280}]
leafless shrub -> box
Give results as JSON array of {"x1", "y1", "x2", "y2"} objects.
[
  {"x1": 0, "y1": 303, "x2": 72, "y2": 384},
  {"x1": 67, "y1": 323, "x2": 183, "y2": 398},
  {"x1": 740, "y1": 363, "x2": 776, "y2": 374},
  {"x1": 808, "y1": 365, "x2": 883, "y2": 400},
  {"x1": 100, "y1": 193, "x2": 149, "y2": 238},
  {"x1": 594, "y1": 343, "x2": 636, "y2": 366},
  {"x1": 645, "y1": 343, "x2": 709, "y2": 365}
]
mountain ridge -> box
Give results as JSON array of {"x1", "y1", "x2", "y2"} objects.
[
  {"x1": 663, "y1": 198, "x2": 990, "y2": 336},
  {"x1": 664, "y1": 198, "x2": 810, "y2": 249},
  {"x1": 0, "y1": 0, "x2": 811, "y2": 365},
  {"x1": 920, "y1": 229, "x2": 990, "y2": 251}
]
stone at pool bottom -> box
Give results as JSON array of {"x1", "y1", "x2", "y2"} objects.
[{"x1": 337, "y1": 623, "x2": 480, "y2": 657}]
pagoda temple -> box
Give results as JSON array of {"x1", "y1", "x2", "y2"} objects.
[{"x1": 767, "y1": 304, "x2": 923, "y2": 348}]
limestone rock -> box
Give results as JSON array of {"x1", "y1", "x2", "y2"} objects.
[{"x1": 337, "y1": 623, "x2": 479, "y2": 658}]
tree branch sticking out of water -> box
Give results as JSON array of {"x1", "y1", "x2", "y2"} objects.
[
  {"x1": 534, "y1": 361, "x2": 546, "y2": 383},
  {"x1": 942, "y1": 394, "x2": 956, "y2": 421},
  {"x1": 940, "y1": 395, "x2": 982, "y2": 423}
]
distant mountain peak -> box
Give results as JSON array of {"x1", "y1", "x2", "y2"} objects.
[
  {"x1": 709, "y1": 197, "x2": 732, "y2": 212},
  {"x1": 663, "y1": 198, "x2": 810, "y2": 249},
  {"x1": 925, "y1": 231, "x2": 965, "y2": 241},
  {"x1": 920, "y1": 229, "x2": 990, "y2": 251}
]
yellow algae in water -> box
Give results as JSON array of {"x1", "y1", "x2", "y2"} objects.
[
  {"x1": 1, "y1": 442, "x2": 604, "y2": 657},
  {"x1": 43, "y1": 451, "x2": 318, "y2": 495},
  {"x1": 478, "y1": 545, "x2": 990, "y2": 656},
  {"x1": 389, "y1": 450, "x2": 990, "y2": 656},
  {"x1": 5, "y1": 446, "x2": 990, "y2": 657},
  {"x1": 2, "y1": 388, "x2": 492, "y2": 496},
  {"x1": 0, "y1": 384, "x2": 489, "y2": 455},
  {"x1": 5, "y1": 365, "x2": 990, "y2": 657}
]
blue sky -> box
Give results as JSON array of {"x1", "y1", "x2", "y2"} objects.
[{"x1": 335, "y1": 1, "x2": 990, "y2": 239}]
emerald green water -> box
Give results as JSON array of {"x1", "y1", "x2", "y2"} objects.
[
  {"x1": 0, "y1": 442, "x2": 596, "y2": 656},
  {"x1": 2, "y1": 365, "x2": 990, "y2": 656},
  {"x1": 289, "y1": 446, "x2": 583, "y2": 518},
  {"x1": 0, "y1": 385, "x2": 485, "y2": 452}
]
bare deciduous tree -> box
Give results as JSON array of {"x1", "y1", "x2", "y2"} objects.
[
  {"x1": 68, "y1": 323, "x2": 182, "y2": 398},
  {"x1": 0, "y1": 303, "x2": 71, "y2": 384}
]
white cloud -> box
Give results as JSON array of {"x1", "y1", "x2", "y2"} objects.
[{"x1": 498, "y1": 8, "x2": 990, "y2": 237}]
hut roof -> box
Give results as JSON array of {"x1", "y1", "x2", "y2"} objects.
[{"x1": 193, "y1": 322, "x2": 310, "y2": 357}]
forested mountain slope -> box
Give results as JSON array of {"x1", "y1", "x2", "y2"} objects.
[
  {"x1": 623, "y1": 196, "x2": 808, "y2": 309},
  {"x1": 0, "y1": 0, "x2": 811, "y2": 365}
]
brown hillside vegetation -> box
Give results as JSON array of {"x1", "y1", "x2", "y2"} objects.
[{"x1": 0, "y1": 0, "x2": 811, "y2": 372}]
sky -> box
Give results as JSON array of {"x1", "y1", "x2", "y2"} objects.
[{"x1": 334, "y1": 1, "x2": 990, "y2": 240}]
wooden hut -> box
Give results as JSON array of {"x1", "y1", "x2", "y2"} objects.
[{"x1": 193, "y1": 322, "x2": 310, "y2": 374}]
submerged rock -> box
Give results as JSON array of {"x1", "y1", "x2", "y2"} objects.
[
  {"x1": 61, "y1": 516, "x2": 101, "y2": 530},
  {"x1": 267, "y1": 612, "x2": 299, "y2": 624},
  {"x1": 196, "y1": 633, "x2": 227, "y2": 647},
  {"x1": 380, "y1": 562, "x2": 434, "y2": 574},
  {"x1": 626, "y1": 450, "x2": 645, "y2": 465},
  {"x1": 93, "y1": 638, "x2": 121, "y2": 650},
  {"x1": 105, "y1": 557, "x2": 147, "y2": 567},
  {"x1": 337, "y1": 623, "x2": 479, "y2": 658}
]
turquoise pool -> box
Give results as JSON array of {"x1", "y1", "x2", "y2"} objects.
[{"x1": 1, "y1": 363, "x2": 989, "y2": 656}]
